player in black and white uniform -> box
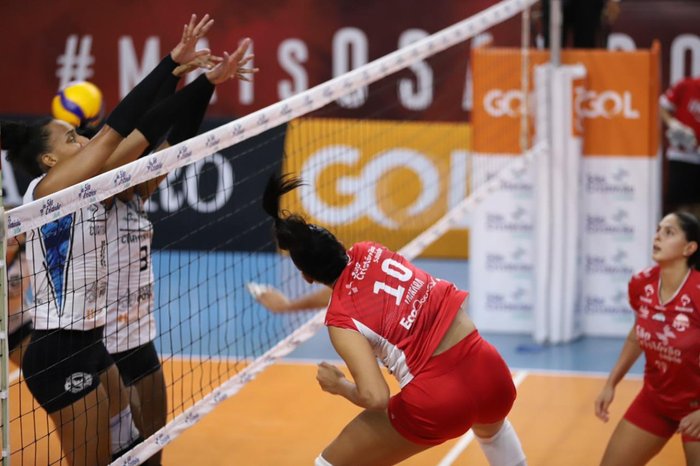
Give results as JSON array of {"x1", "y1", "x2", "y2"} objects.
[{"x1": 1, "y1": 14, "x2": 253, "y2": 465}]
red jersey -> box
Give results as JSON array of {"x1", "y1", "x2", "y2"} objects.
[
  {"x1": 325, "y1": 242, "x2": 468, "y2": 388},
  {"x1": 661, "y1": 77, "x2": 700, "y2": 162},
  {"x1": 628, "y1": 266, "x2": 700, "y2": 413}
]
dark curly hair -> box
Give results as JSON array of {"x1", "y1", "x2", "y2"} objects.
[
  {"x1": 262, "y1": 173, "x2": 348, "y2": 286},
  {"x1": 1, "y1": 118, "x2": 53, "y2": 177}
]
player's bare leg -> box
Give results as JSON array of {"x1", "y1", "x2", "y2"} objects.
[
  {"x1": 600, "y1": 419, "x2": 668, "y2": 466},
  {"x1": 318, "y1": 409, "x2": 430, "y2": 466},
  {"x1": 683, "y1": 441, "x2": 700, "y2": 466}
]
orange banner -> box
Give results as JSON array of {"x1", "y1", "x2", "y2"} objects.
[
  {"x1": 282, "y1": 118, "x2": 472, "y2": 258},
  {"x1": 472, "y1": 47, "x2": 660, "y2": 156}
]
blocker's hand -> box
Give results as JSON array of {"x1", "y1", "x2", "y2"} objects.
[
  {"x1": 205, "y1": 39, "x2": 257, "y2": 85},
  {"x1": 316, "y1": 362, "x2": 346, "y2": 395},
  {"x1": 171, "y1": 14, "x2": 215, "y2": 65}
]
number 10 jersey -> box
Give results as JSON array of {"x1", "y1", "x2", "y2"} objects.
[{"x1": 326, "y1": 241, "x2": 468, "y2": 388}]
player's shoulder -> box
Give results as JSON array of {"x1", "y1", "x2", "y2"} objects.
[
  {"x1": 630, "y1": 266, "x2": 658, "y2": 288},
  {"x1": 684, "y1": 269, "x2": 700, "y2": 294}
]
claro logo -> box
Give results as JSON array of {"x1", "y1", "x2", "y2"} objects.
[
  {"x1": 299, "y1": 145, "x2": 464, "y2": 229},
  {"x1": 483, "y1": 88, "x2": 640, "y2": 119}
]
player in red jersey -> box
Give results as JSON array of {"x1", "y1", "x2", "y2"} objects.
[
  {"x1": 595, "y1": 211, "x2": 700, "y2": 465},
  {"x1": 660, "y1": 77, "x2": 700, "y2": 217},
  {"x1": 256, "y1": 174, "x2": 527, "y2": 466}
]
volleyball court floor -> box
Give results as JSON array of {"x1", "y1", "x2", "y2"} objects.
[{"x1": 7, "y1": 257, "x2": 686, "y2": 465}]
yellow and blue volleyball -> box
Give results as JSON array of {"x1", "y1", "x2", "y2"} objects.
[{"x1": 52, "y1": 81, "x2": 104, "y2": 127}]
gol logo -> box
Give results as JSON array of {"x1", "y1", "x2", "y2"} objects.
[
  {"x1": 483, "y1": 88, "x2": 639, "y2": 120},
  {"x1": 299, "y1": 145, "x2": 446, "y2": 229}
]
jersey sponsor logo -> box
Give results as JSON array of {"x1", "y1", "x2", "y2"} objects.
[
  {"x1": 119, "y1": 230, "x2": 152, "y2": 244},
  {"x1": 64, "y1": 372, "x2": 93, "y2": 394},
  {"x1": 655, "y1": 324, "x2": 676, "y2": 345},
  {"x1": 345, "y1": 282, "x2": 359, "y2": 296},
  {"x1": 89, "y1": 222, "x2": 106, "y2": 236},
  {"x1": 638, "y1": 305, "x2": 650, "y2": 319},
  {"x1": 676, "y1": 293, "x2": 694, "y2": 313},
  {"x1": 652, "y1": 312, "x2": 666, "y2": 322},
  {"x1": 638, "y1": 325, "x2": 682, "y2": 364},
  {"x1": 351, "y1": 246, "x2": 382, "y2": 281},
  {"x1": 673, "y1": 313, "x2": 690, "y2": 332},
  {"x1": 644, "y1": 284, "x2": 655, "y2": 297},
  {"x1": 399, "y1": 279, "x2": 434, "y2": 330}
]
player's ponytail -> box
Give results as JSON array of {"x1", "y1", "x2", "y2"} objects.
[
  {"x1": 263, "y1": 173, "x2": 348, "y2": 285},
  {"x1": 675, "y1": 211, "x2": 700, "y2": 270},
  {"x1": 1, "y1": 118, "x2": 53, "y2": 177}
]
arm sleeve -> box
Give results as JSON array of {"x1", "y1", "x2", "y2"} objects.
[
  {"x1": 105, "y1": 54, "x2": 178, "y2": 137},
  {"x1": 135, "y1": 74, "x2": 215, "y2": 146},
  {"x1": 166, "y1": 75, "x2": 215, "y2": 145}
]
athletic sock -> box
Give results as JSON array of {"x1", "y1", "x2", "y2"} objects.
[{"x1": 110, "y1": 406, "x2": 141, "y2": 457}]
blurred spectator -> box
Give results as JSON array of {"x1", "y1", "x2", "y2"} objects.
[
  {"x1": 538, "y1": 0, "x2": 621, "y2": 49},
  {"x1": 660, "y1": 76, "x2": 700, "y2": 217}
]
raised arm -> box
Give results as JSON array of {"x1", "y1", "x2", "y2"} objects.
[
  {"x1": 248, "y1": 284, "x2": 331, "y2": 312},
  {"x1": 316, "y1": 326, "x2": 390, "y2": 411},
  {"x1": 35, "y1": 15, "x2": 214, "y2": 199}
]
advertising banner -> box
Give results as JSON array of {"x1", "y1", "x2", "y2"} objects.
[
  {"x1": 470, "y1": 47, "x2": 660, "y2": 336},
  {"x1": 282, "y1": 118, "x2": 472, "y2": 258}
]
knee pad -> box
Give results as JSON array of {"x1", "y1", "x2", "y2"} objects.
[{"x1": 475, "y1": 419, "x2": 527, "y2": 466}]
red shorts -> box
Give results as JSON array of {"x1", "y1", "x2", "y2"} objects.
[
  {"x1": 387, "y1": 330, "x2": 516, "y2": 445},
  {"x1": 624, "y1": 386, "x2": 700, "y2": 443}
]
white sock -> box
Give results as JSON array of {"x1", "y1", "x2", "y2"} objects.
[
  {"x1": 314, "y1": 454, "x2": 333, "y2": 466},
  {"x1": 475, "y1": 419, "x2": 527, "y2": 466},
  {"x1": 109, "y1": 406, "x2": 141, "y2": 455}
]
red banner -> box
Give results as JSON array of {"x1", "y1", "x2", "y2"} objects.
[{"x1": 0, "y1": 0, "x2": 521, "y2": 120}]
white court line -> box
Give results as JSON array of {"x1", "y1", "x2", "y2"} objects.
[{"x1": 437, "y1": 370, "x2": 529, "y2": 466}]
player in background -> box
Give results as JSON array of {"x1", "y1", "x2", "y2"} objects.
[
  {"x1": 660, "y1": 76, "x2": 700, "y2": 218},
  {"x1": 1, "y1": 13, "x2": 247, "y2": 465},
  {"x1": 595, "y1": 211, "x2": 700, "y2": 465},
  {"x1": 255, "y1": 174, "x2": 527, "y2": 466}
]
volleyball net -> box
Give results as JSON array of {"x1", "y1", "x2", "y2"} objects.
[{"x1": 1, "y1": 0, "x2": 540, "y2": 464}]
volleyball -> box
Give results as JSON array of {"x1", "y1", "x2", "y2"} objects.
[{"x1": 51, "y1": 81, "x2": 104, "y2": 128}]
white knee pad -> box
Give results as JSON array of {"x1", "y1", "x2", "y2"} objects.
[
  {"x1": 314, "y1": 454, "x2": 333, "y2": 466},
  {"x1": 475, "y1": 419, "x2": 527, "y2": 466}
]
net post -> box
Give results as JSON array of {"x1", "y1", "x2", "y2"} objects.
[
  {"x1": 520, "y1": 4, "x2": 531, "y2": 152},
  {"x1": 549, "y1": 0, "x2": 562, "y2": 66},
  {"x1": 0, "y1": 149, "x2": 11, "y2": 466}
]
